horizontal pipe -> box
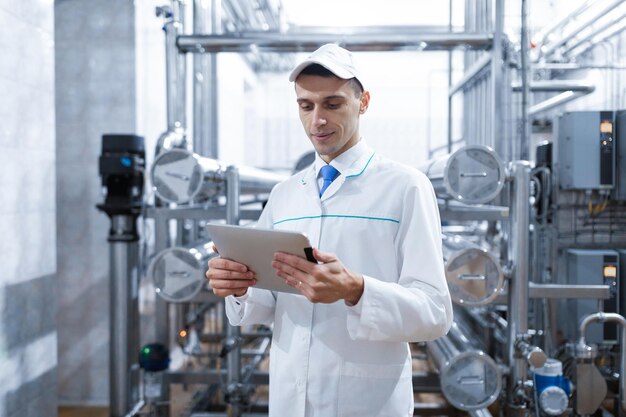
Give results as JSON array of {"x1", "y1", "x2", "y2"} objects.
[
  {"x1": 534, "y1": 0, "x2": 594, "y2": 46},
  {"x1": 540, "y1": 0, "x2": 625, "y2": 59},
  {"x1": 528, "y1": 90, "x2": 590, "y2": 116},
  {"x1": 511, "y1": 80, "x2": 595, "y2": 92},
  {"x1": 533, "y1": 63, "x2": 626, "y2": 70},
  {"x1": 420, "y1": 145, "x2": 505, "y2": 205},
  {"x1": 563, "y1": 10, "x2": 626, "y2": 56},
  {"x1": 177, "y1": 32, "x2": 494, "y2": 53},
  {"x1": 494, "y1": 283, "x2": 611, "y2": 303},
  {"x1": 571, "y1": 19, "x2": 626, "y2": 58},
  {"x1": 449, "y1": 53, "x2": 492, "y2": 97},
  {"x1": 151, "y1": 149, "x2": 287, "y2": 204}
]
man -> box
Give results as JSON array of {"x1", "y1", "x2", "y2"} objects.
[{"x1": 207, "y1": 43, "x2": 453, "y2": 417}]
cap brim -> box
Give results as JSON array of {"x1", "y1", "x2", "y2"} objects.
[{"x1": 288, "y1": 58, "x2": 358, "y2": 82}]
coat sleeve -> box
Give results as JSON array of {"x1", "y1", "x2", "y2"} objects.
[
  {"x1": 224, "y1": 190, "x2": 278, "y2": 327},
  {"x1": 346, "y1": 173, "x2": 453, "y2": 342}
]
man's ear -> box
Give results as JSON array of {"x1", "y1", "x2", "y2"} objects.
[{"x1": 359, "y1": 91, "x2": 371, "y2": 114}]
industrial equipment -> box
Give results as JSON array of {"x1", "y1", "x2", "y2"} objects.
[
  {"x1": 442, "y1": 234, "x2": 504, "y2": 306},
  {"x1": 96, "y1": 134, "x2": 145, "y2": 417},
  {"x1": 97, "y1": 1, "x2": 626, "y2": 416},
  {"x1": 148, "y1": 240, "x2": 218, "y2": 302},
  {"x1": 559, "y1": 249, "x2": 620, "y2": 343},
  {"x1": 556, "y1": 111, "x2": 617, "y2": 190},
  {"x1": 151, "y1": 149, "x2": 287, "y2": 204},
  {"x1": 420, "y1": 145, "x2": 505, "y2": 204},
  {"x1": 427, "y1": 319, "x2": 502, "y2": 411}
]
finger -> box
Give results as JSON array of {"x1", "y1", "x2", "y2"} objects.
[
  {"x1": 272, "y1": 260, "x2": 310, "y2": 282},
  {"x1": 209, "y1": 269, "x2": 255, "y2": 280},
  {"x1": 278, "y1": 271, "x2": 310, "y2": 295},
  {"x1": 312, "y1": 248, "x2": 337, "y2": 263},
  {"x1": 274, "y1": 252, "x2": 317, "y2": 273},
  {"x1": 210, "y1": 277, "x2": 256, "y2": 290},
  {"x1": 209, "y1": 257, "x2": 250, "y2": 272}
]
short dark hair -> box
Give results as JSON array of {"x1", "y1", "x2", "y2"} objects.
[{"x1": 298, "y1": 64, "x2": 363, "y2": 97}]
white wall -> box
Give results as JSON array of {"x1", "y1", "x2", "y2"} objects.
[{"x1": 0, "y1": 0, "x2": 57, "y2": 416}]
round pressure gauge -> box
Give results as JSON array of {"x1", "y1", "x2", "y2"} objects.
[
  {"x1": 151, "y1": 149, "x2": 218, "y2": 204},
  {"x1": 444, "y1": 145, "x2": 505, "y2": 204},
  {"x1": 149, "y1": 247, "x2": 208, "y2": 302},
  {"x1": 440, "y1": 351, "x2": 502, "y2": 411},
  {"x1": 445, "y1": 247, "x2": 504, "y2": 306}
]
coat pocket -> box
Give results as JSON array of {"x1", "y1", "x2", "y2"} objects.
[{"x1": 338, "y1": 361, "x2": 413, "y2": 417}]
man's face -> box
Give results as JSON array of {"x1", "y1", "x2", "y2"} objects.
[{"x1": 295, "y1": 74, "x2": 370, "y2": 163}]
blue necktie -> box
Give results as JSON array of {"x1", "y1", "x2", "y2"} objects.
[{"x1": 319, "y1": 165, "x2": 340, "y2": 197}]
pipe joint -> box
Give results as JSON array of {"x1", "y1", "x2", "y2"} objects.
[{"x1": 515, "y1": 336, "x2": 547, "y2": 369}]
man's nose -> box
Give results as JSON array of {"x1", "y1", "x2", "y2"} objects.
[{"x1": 312, "y1": 108, "x2": 327, "y2": 127}]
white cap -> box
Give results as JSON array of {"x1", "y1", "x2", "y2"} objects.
[{"x1": 289, "y1": 43, "x2": 363, "y2": 88}]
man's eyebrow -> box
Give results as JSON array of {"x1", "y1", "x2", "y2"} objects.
[
  {"x1": 297, "y1": 95, "x2": 347, "y2": 103},
  {"x1": 323, "y1": 95, "x2": 347, "y2": 101}
]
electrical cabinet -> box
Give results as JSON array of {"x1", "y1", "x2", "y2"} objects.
[
  {"x1": 620, "y1": 249, "x2": 626, "y2": 320},
  {"x1": 561, "y1": 249, "x2": 619, "y2": 344},
  {"x1": 616, "y1": 111, "x2": 626, "y2": 200},
  {"x1": 557, "y1": 111, "x2": 616, "y2": 190}
]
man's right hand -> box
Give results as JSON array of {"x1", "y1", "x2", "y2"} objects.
[{"x1": 206, "y1": 256, "x2": 256, "y2": 298}]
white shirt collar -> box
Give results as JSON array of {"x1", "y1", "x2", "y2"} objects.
[{"x1": 313, "y1": 139, "x2": 369, "y2": 178}]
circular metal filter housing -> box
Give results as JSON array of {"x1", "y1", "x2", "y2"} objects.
[
  {"x1": 151, "y1": 149, "x2": 207, "y2": 204},
  {"x1": 444, "y1": 145, "x2": 505, "y2": 204},
  {"x1": 440, "y1": 351, "x2": 502, "y2": 411},
  {"x1": 445, "y1": 247, "x2": 503, "y2": 306},
  {"x1": 149, "y1": 247, "x2": 207, "y2": 302}
]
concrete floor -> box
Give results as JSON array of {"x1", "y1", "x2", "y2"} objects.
[{"x1": 58, "y1": 406, "x2": 109, "y2": 417}]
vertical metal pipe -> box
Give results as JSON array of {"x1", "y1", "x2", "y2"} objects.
[
  {"x1": 225, "y1": 165, "x2": 242, "y2": 417},
  {"x1": 481, "y1": 77, "x2": 485, "y2": 148},
  {"x1": 109, "y1": 215, "x2": 140, "y2": 417},
  {"x1": 154, "y1": 212, "x2": 170, "y2": 346},
  {"x1": 491, "y1": 0, "x2": 504, "y2": 154},
  {"x1": 520, "y1": 0, "x2": 530, "y2": 160},
  {"x1": 507, "y1": 161, "x2": 531, "y2": 408},
  {"x1": 447, "y1": 0, "x2": 453, "y2": 153},
  {"x1": 193, "y1": 0, "x2": 221, "y2": 157},
  {"x1": 163, "y1": 0, "x2": 187, "y2": 130}
]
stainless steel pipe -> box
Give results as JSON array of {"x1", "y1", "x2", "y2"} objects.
[
  {"x1": 148, "y1": 240, "x2": 219, "y2": 302},
  {"x1": 156, "y1": 1, "x2": 189, "y2": 156},
  {"x1": 177, "y1": 32, "x2": 494, "y2": 53},
  {"x1": 225, "y1": 166, "x2": 243, "y2": 417},
  {"x1": 506, "y1": 161, "x2": 531, "y2": 405},
  {"x1": 192, "y1": 0, "x2": 220, "y2": 157},
  {"x1": 109, "y1": 215, "x2": 141, "y2": 417},
  {"x1": 420, "y1": 145, "x2": 505, "y2": 204},
  {"x1": 442, "y1": 234, "x2": 504, "y2": 306},
  {"x1": 426, "y1": 321, "x2": 501, "y2": 411},
  {"x1": 579, "y1": 312, "x2": 626, "y2": 411},
  {"x1": 151, "y1": 149, "x2": 287, "y2": 204}
]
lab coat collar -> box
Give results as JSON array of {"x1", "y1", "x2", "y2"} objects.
[
  {"x1": 313, "y1": 139, "x2": 374, "y2": 179},
  {"x1": 301, "y1": 139, "x2": 375, "y2": 200}
]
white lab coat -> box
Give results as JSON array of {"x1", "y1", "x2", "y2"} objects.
[{"x1": 225, "y1": 140, "x2": 453, "y2": 417}]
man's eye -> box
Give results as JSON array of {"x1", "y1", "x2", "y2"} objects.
[
  {"x1": 327, "y1": 103, "x2": 340, "y2": 109},
  {"x1": 300, "y1": 104, "x2": 312, "y2": 111}
]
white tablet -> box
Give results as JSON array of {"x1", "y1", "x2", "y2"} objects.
[{"x1": 206, "y1": 223, "x2": 316, "y2": 294}]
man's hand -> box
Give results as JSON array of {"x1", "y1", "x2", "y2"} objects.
[
  {"x1": 272, "y1": 248, "x2": 364, "y2": 304},
  {"x1": 206, "y1": 255, "x2": 256, "y2": 298}
]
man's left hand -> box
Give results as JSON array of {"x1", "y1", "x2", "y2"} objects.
[{"x1": 272, "y1": 248, "x2": 364, "y2": 305}]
